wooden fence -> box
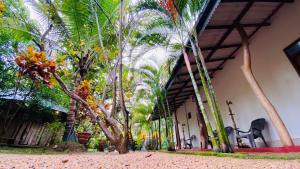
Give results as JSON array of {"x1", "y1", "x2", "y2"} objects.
[{"x1": 0, "y1": 121, "x2": 56, "y2": 147}]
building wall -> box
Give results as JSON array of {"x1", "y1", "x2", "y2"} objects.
[
  {"x1": 211, "y1": 1, "x2": 300, "y2": 147},
  {"x1": 173, "y1": 97, "x2": 202, "y2": 148},
  {"x1": 173, "y1": 2, "x2": 300, "y2": 148}
]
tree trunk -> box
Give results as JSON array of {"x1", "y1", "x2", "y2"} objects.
[
  {"x1": 91, "y1": 0, "x2": 108, "y2": 64},
  {"x1": 165, "y1": 96, "x2": 174, "y2": 143},
  {"x1": 158, "y1": 97, "x2": 169, "y2": 140},
  {"x1": 63, "y1": 75, "x2": 81, "y2": 142},
  {"x1": 190, "y1": 37, "x2": 232, "y2": 152},
  {"x1": 116, "y1": 139, "x2": 128, "y2": 154},
  {"x1": 194, "y1": 94, "x2": 208, "y2": 149},
  {"x1": 53, "y1": 73, "x2": 128, "y2": 154},
  {"x1": 182, "y1": 48, "x2": 219, "y2": 151},
  {"x1": 236, "y1": 26, "x2": 294, "y2": 146},
  {"x1": 158, "y1": 116, "x2": 162, "y2": 149},
  {"x1": 174, "y1": 107, "x2": 181, "y2": 149},
  {"x1": 118, "y1": 0, "x2": 129, "y2": 153}
]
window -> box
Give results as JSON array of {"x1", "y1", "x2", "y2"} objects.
[{"x1": 284, "y1": 37, "x2": 300, "y2": 76}]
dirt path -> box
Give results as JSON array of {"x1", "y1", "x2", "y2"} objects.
[{"x1": 0, "y1": 152, "x2": 299, "y2": 169}]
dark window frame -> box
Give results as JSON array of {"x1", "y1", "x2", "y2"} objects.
[{"x1": 284, "y1": 37, "x2": 300, "y2": 76}]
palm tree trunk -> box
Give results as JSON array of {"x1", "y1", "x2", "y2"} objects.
[
  {"x1": 63, "y1": 75, "x2": 81, "y2": 142},
  {"x1": 158, "y1": 97, "x2": 169, "y2": 140},
  {"x1": 118, "y1": 0, "x2": 129, "y2": 153},
  {"x1": 182, "y1": 48, "x2": 219, "y2": 151},
  {"x1": 174, "y1": 105, "x2": 181, "y2": 149},
  {"x1": 91, "y1": 0, "x2": 108, "y2": 64},
  {"x1": 194, "y1": 94, "x2": 209, "y2": 149},
  {"x1": 190, "y1": 35, "x2": 232, "y2": 152},
  {"x1": 154, "y1": 121, "x2": 158, "y2": 150},
  {"x1": 158, "y1": 116, "x2": 162, "y2": 149},
  {"x1": 165, "y1": 96, "x2": 174, "y2": 143},
  {"x1": 236, "y1": 26, "x2": 294, "y2": 146}
]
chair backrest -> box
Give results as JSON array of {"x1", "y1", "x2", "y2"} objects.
[
  {"x1": 212, "y1": 126, "x2": 233, "y2": 138},
  {"x1": 225, "y1": 126, "x2": 234, "y2": 135},
  {"x1": 190, "y1": 135, "x2": 196, "y2": 140},
  {"x1": 250, "y1": 118, "x2": 266, "y2": 131}
]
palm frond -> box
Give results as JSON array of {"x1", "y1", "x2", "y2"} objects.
[
  {"x1": 136, "y1": 0, "x2": 168, "y2": 15},
  {"x1": 61, "y1": 0, "x2": 91, "y2": 44}
]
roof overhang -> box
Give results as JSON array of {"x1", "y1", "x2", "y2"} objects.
[{"x1": 152, "y1": 0, "x2": 293, "y2": 120}]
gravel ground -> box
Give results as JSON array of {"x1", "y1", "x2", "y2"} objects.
[{"x1": 0, "y1": 152, "x2": 300, "y2": 169}]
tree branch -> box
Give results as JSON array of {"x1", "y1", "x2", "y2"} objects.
[{"x1": 52, "y1": 72, "x2": 117, "y2": 142}]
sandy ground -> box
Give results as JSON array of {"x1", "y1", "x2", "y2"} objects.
[{"x1": 0, "y1": 152, "x2": 300, "y2": 169}]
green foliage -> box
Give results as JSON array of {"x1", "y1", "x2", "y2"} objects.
[
  {"x1": 1, "y1": 0, "x2": 209, "y2": 153},
  {"x1": 87, "y1": 132, "x2": 107, "y2": 150},
  {"x1": 0, "y1": 146, "x2": 63, "y2": 154},
  {"x1": 62, "y1": 0, "x2": 91, "y2": 44},
  {"x1": 75, "y1": 119, "x2": 93, "y2": 133},
  {"x1": 133, "y1": 32, "x2": 168, "y2": 46},
  {"x1": 136, "y1": 0, "x2": 168, "y2": 15},
  {"x1": 46, "y1": 120, "x2": 65, "y2": 144}
]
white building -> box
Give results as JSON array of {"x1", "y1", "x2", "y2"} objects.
[{"x1": 153, "y1": 0, "x2": 300, "y2": 150}]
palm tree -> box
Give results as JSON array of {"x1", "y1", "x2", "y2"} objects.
[
  {"x1": 9, "y1": 0, "x2": 148, "y2": 154},
  {"x1": 136, "y1": 0, "x2": 232, "y2": 152},
  {"x1": 131, "y1": 102, "x2": 154, "y2": 148},
  {"x1": 23, "y1": 0, "x2": 115, "y2": 141},
  {"x1": 136, "y1": 64, "x2": 172, "y2": 147}
]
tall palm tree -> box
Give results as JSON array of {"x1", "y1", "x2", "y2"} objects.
[
  {"x1": 24, "y1": 0, "x2": 120, "y2": 142},
  {"x1": 10, "y1": 0, "x2": 148, "y2": 154},
  {"x1": 136, "y1": 0, "x2": 232, "y2": 152},
  {"x1": 137, "y1": 64, "x2": 173, "y2": 147}
]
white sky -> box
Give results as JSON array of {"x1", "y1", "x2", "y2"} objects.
[{"x1": 25, "y1": 0, "x2": 170, "y2": 70}]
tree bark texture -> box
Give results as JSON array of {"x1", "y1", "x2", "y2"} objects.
[{"x1": 236, "y1": 26, "x2": 294, "y2": 146}]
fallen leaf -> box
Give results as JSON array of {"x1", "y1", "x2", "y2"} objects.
[
  {"x1": 62, "y1": 159, "x2": 69, "y2": 163},
  {"x1": 145, "y1": 154, "x2": 152, "y2": 158}
]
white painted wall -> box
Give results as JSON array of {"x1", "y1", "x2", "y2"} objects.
[
  {"x1": 212, "y1": 1, "x2": 300, "y2": 147},
  {"x1": 173, "y1": 97, "x2": 202, "y2": 148},
  {"x1": 173, "y1": 2, "x2": 300, "y2": 148}
]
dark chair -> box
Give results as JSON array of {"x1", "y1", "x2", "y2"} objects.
[
  {"x1": 184, "y1": 135, "x2": 196, "y2": 149},
  {"x1": 208, "y1": 126, "x2": 234, "y2": 148},
  {"x1": 236, "y1": 118, "x2": 268, "y2": 148},
  {"x1": 212, "y1": 126, "x2": 234, "y2": 138}
]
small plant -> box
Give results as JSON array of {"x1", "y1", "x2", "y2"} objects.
[
  {"x1": 46, "y1": 121, "x2": 65, "y2": 145},
  {"x1": 167, "y1": 141, "x2": 175, "y2": 151},
  {"x1": 75, "y1": 119, "x2": 93, "y2": 133}
]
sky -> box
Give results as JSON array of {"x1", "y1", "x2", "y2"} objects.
[{"x1": 24, "y1": 0, "x2": 170, "y2": 70}]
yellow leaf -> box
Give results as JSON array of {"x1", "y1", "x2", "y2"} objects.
[
  {"x1": 27, "y1": 46, "x2": 35, "y2": 57},
  {"x1": 80, "y1": 40, "x2": 85, "y2": 47},
  {"x1": 0, "y1": 1, "x2": 4, "y2": 16}
]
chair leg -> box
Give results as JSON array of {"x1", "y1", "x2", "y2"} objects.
[
  {"x1": 260, "y1": 134, "x2": 268, "y2": 147},
  {"x1": 248, "y1": 134, "x2": 256, "y2": 148}
]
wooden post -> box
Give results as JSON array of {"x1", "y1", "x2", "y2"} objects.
[
  {"x1": 236, "y1": 26, "x2": 294, "y2": 146},
  {"x1": 173, "y1": 100, "x2": 181, "y2": 149}
]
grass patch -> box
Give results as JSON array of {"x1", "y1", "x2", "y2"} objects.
[
  {"x1": 0, "y1": 146, "x2": 64, "y2": 154},
  {"x1": 161, "y1": 150, "x2": 300, "y2": 160}
]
